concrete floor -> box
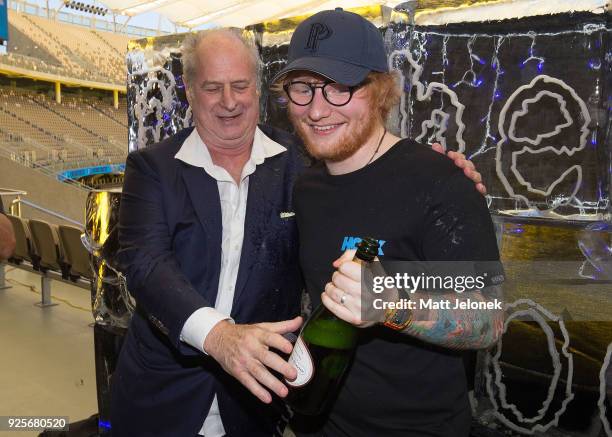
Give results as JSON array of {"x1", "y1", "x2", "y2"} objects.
[{"x1": 0, "y1": 265, "x2": 97, "y2": 437}]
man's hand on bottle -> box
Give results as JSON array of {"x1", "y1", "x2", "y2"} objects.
[
  {"x1": 321, "y1": 250, "x2": 393, "y2": 328},
  {"x1": 204, "y1": 317, "x2": 302, "y2": 403},
  {"x1": 431, "y1": 142, "x2": 486, "y2": 195}
]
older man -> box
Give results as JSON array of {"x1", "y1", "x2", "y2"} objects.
[
  {"x1": 112, "y1": 27, "x2": 486, "y2": 437},
  {"x1": 274, "y1": 8, "x2": 504, "y2": 437},
  {"x1": 0, "y1": 199, "x2": 15, "y2": 261},
  {"x1": 112, "y1": 29, "x2": 303, "y2": 437}
]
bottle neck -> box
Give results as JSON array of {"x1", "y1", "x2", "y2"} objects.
[{"x1": 353, "y1": 257, "x2": 369, "y2": 266}]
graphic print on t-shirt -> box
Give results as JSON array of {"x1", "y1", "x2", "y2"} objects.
[{"x1": 340, "y1": 236, "x2": 386, "y2": 255}]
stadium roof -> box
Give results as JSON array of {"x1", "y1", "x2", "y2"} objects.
[
  {"x1": 101, "y1": 0, "x2": 609, "y2": 29},
  {"x1": 101, "y1": 0, "x2": 398, "y2": 28}
]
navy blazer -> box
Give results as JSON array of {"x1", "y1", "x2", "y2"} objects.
[{"x1": 111, "y1": 126, "x2": 304, "y2": 436}]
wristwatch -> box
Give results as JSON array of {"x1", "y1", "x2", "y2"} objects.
[
  {"x1": 382, "y1": 289, "x2": 413, "y2": 330},
  {"x1": 383, "y1": 306, "x2": 413, "y2": 330}
]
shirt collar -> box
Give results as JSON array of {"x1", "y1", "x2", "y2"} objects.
[{"x1": 175, "y1": 126, "x2": 286, "y2": 182}]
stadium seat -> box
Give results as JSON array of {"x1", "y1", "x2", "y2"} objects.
[
  {"x1": 28, "y1": 219, "x2": 69, "y2": 278},
  {"x1": 6, "y1": 215, "x2": 35, "y2": 266},
  {"x1": 58, "y1": 225, "x2": 92, "y2": 281}
]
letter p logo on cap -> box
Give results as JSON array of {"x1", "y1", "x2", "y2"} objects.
[{"x1": 305, "y1": 23, "x2": 332, "y2": 52}]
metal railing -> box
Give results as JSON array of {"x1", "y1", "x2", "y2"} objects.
[
  {"x1": 0, "y1": 145, "x2": 95, "y2": 191},
  {"x1": 0, "y1": 188, "x2": 27, "y2": 216},
  {"x1": 1, "y1": 188, "x2": 83, "y2": 226},
  {"x1": 10, "y1": 197, "x2": 84, "y2": 227},
  {"x1": 0, "y1": 188, "x2": 89, "y2": 301}
]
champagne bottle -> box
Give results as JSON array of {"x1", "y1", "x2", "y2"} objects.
[{"x1": 285, "y1": 237, "x2": 379, "y2": 415}]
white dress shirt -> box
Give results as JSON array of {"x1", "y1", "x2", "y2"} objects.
[{"x1": 175, "y1": 127, "x2": 286, "y2": 437}]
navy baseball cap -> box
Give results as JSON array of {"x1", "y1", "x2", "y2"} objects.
[{"x1": 272, "y1": 8, "x2": 388, "y2": 86}]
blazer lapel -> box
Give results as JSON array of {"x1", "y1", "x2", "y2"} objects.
[
  {"x1": 233, "y1": 161, "x2": 276, "y2": 307},
  {"x1": 180, "y1": 162, "x2": 223, "y2": 252}
]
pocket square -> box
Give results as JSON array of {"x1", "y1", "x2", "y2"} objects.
[{"x1": 280, "y1": 211, "x2": 295, "y2": 219}]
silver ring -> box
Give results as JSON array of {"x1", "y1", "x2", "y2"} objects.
[{"x1": 340, "y1": 293, "x2": 348, "y2": 305}]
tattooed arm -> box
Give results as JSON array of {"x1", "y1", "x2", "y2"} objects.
[
  {"x1": 322, "y1": 171, "x2": 504, "y2": 350},
  {"x1": 323, "y1": 258, "x2": 504, "y2": 350},
  {"x1": 401, "y1": 169, "x2": 504, "y2": 349},
  {"x1": 399, "y1": 285, "x2": 504, "y2": 349}
]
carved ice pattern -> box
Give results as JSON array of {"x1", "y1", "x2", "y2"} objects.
[
  {"x1": 389, "y1": 48, "x2": 467, "y2": 153},
  {"x1": 495, "y1": 75, "x2": 591, "y2": 208},
  {"x1": 485, "y1": 299, "x2": 574, "y2": 434},
  {"x1": 128, "y1": 65, "x2": 191, "y2": 150},
  {"x1": 599, "y1": 342, "x2": 612, "y2": 437}
]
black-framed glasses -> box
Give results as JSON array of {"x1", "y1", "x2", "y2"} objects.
[{"x1": 283, "y1": 81, "x2": 364, "y2": 107}]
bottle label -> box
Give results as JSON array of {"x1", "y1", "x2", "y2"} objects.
[{"x1": 286, "y1": 336, "x2": 314, "y2": 387}]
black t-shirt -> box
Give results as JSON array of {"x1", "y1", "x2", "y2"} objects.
[
  {"x1": 0, "y1": 198, "x2": 4, "y2": 215},
  {"x1": 293, "y1": 139, "x2": 501, "y2": 437}
]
